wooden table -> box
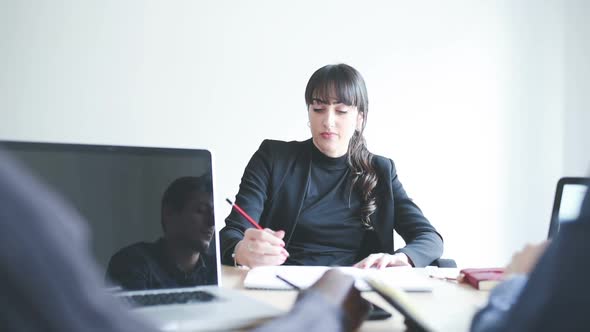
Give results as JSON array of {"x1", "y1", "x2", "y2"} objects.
[{"x1": 221, "y1": 266, "x2": 489, "y2": 332}]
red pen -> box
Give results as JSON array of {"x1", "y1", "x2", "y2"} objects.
[{"x1": 225, "y1": 198, "x2": 263, "y2": 230}]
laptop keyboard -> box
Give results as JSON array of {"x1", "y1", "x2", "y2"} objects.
[{"x1": 122, "y1": 290, "x2": 217, "y2": 307}]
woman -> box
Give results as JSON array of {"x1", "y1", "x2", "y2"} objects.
[{"x1": 220, "y1": 64, "x2": 443, "y2": 268}]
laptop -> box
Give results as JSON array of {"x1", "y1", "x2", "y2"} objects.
[
  {"x1": 547, "y1": 177, "x2": 590, "y2": 238},
  {"x1": 1, "y1": 140, "x2": 282, "y2": 331}
]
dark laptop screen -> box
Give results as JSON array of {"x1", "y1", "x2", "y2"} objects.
[
  {"x1": 1, "y1": 141, "x2": 218, "y2": 290},
  {"x1": 548, "y1": 177, "x2": 589, "y2": 237}
]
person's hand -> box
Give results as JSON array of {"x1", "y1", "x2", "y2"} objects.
[
  {"x1": 234, "y1": 228, "x2": 289, "y2": 268},
  {"x1": 309, "y1": 269, "x2": 370, "y2": 331},
  {"x1": 354, "y1": 252, "x2": 413, "y2": 269},
  {"x1": 504, "y1": 240, "x2": 551, "y2": 277}
]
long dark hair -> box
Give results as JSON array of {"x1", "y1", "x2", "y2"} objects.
[{"x1": 304, "y1": 64, "x2": 377, "y2": 229}]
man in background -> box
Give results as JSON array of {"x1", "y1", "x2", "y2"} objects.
[{"x1": 106, "y1": 176, "x2": 217, "y2": 290}]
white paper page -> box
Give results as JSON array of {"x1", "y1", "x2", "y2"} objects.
[{"x1": 243, "y1": 265, "x2": 433, "y2": 292}]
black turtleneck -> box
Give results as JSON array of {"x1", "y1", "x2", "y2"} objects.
[{"x1": 285, "y1": 143, "x2": 365, "y2": 266}]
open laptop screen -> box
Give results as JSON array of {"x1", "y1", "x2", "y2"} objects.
[
  {"x1": 548, "y1": 177, "x2": 590, "y2": 238},
  {"x1": 1, "y1": 141, "x2": 218, "y2": 290}
]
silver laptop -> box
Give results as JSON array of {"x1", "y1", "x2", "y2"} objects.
[
  {"x1": 547, "y1": 177, "x2": 589, "y2": 238},
  {"x1": 1, "y1": 140, "x2": 282, "y2": 331}
]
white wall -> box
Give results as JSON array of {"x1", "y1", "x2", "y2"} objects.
[
  {"x1": 1, "y1": 0, "x2": 588, "y2": 267},
  {"x1": 564, "y1": 0, "x2": 590, "y2": 176}
]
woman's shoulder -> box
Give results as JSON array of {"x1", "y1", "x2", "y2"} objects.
[
  {"x1": 370, "y1": 154, "x2": 399, "y2": 180},
  {"x1": 371, "y1": 153, "x2": 395, "y2": 169},
  {"x1": 256, "y1": 139, "x2": 312, "y2": 156},
  {"x1": 251, "y1": 139, "x2": 313, "y2": 170},
  {"x1": 259, "y1": 138, "x2": 311, "y2": 149}
]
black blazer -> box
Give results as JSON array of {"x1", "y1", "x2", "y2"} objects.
[{"x1": 220, "y1": 139, "x2": 444, "y2": 267}]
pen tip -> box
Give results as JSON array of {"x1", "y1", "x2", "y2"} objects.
[{"x1": 225, "y1": 198, "x2": 233, "y2": 205}]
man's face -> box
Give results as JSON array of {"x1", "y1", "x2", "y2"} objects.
[{"x1": 164, "y1": 192, "x2": 215, "y2": 253}]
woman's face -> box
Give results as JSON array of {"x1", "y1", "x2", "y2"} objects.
[{"x1": 308, "y1": 96, "x2": 363, "y2": 158}]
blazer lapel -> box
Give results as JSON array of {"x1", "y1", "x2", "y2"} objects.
[
  {"x1": 270, "y1": 141, "x2": 312, "y2": 247},
  {"x1": 370, "y1": 164, "x2": 395, "y2": 254}
]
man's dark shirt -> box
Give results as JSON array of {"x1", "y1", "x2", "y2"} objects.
[{"x1": 106, "y1": 238, "x2": 217, "y2": 290}]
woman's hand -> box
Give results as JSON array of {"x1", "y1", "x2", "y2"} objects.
[
  {"x1": 234, "y1": 228, "x2": 290, "y2": 268},
  {"x1": 354, "y1": 252, "x2": 413, "y2": 269}
]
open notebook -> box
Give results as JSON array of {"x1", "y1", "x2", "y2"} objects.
[{"x1": 244, "y1": 265, "x2": 434, "y2": 292}]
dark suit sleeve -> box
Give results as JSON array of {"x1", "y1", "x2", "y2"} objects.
[
  {"x1": 388, "y1": 159, "x2": 444, "y2": 267},
  {"x1": 220, "y1": 140, "x2": 274, "y2": 265},
  {"x1": 470, "y1": 193, "x2": 590, "y2": 332}
]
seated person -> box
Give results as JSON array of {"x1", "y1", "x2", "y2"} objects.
[
  {"x1": 220, "y1": 63, "x2": 443, "y2": 269},
  {"x1": 106, "y1": 175, "x2": 216, "y2": 290}
]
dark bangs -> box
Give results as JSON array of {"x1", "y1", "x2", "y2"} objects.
[{"x1": 304, "y1": 64, "x2": 368, "y2": 113}]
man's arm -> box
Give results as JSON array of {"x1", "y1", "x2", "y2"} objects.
[
  {"x1": 470, "y1": 275, "x2": 528, "y2": 332},
  {"x1": 471, "y1": 193, "x2": 590, "y2": 331},
  {"x1": 253, "y1": 270, "x2": 370, "y2": 332},
  {"x1": 470, "y1": 240, "x2": 550, "y2": 332}
]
